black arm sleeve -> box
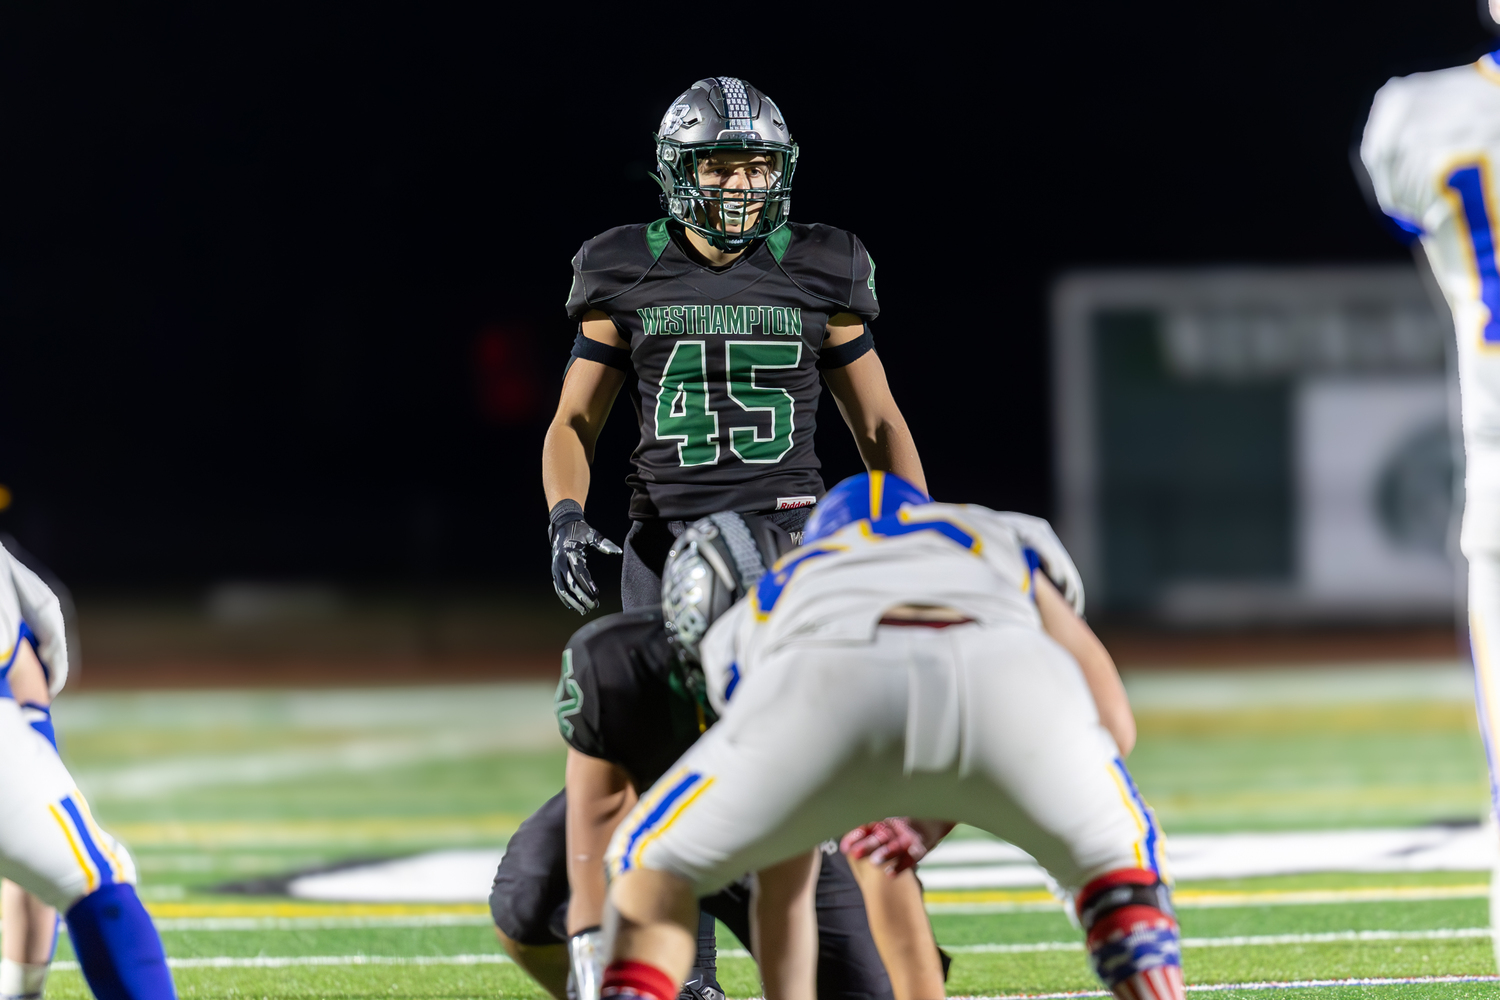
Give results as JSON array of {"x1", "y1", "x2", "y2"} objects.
[
  {"x1": 817, "y1": 326, "x2": 875, "y2": 370},
  {"x1": 569, "y1": 330, "x2": 632, "y2": 372}
]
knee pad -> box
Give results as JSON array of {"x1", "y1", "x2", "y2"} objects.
[
  {"x1": 21, "y1": 702, "x2": 56, "y2": 751},
  {"x1": 1077, "y1": 869, "x2": 1183, "y2": 999},
  {"x1": 64, "y1": 883, "x2": 175, "y2": 1000}
]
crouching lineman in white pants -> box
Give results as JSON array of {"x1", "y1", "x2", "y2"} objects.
[
  {"x1": 1359, "y1": 2, "x2": 1500, "y2": 970},
  {"x1": 599, "y1": 472, "x2": 1181, "y2": 1000},
  {"x1": 0, "y1": 542, "x2": 176, "y2": 1000}
]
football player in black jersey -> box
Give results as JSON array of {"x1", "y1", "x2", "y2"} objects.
[
  {"x1": 493, "y1": 514, "x2": 946, "y2": 1000},
  {"x1": 543, "y1": 76, "x2": 925, "y2": 615}
]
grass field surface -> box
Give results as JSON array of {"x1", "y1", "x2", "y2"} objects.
[{"x1": 16, "y1": 665, "x2": 1500, "y2": 998}]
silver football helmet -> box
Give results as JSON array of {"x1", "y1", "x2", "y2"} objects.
[
  {"x1": 654, "y1": 77, "x2": 798, "y2": 251},
  {"x1": 662, "y1": 512, "x2": 791, "y2": 662}
]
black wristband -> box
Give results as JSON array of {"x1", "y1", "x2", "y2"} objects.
[
  {"x1": 549, "y1": 499, "x2": 586, "y2": 541},
  {"x1": 817, "y1": 327, "x2": 875, "y2": 370},
  {"x1": 570, "y1": 330, "x2": 632, "y2": 372}
]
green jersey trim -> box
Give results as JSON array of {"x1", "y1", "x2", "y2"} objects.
[
  {"x1": 645, "y1": 219, "x2": 671, "y2": 260},
  {"x1": 766, "y1": 225, "x2": 792, "y2": 263}
]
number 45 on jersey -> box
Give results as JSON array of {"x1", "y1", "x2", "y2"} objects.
[{"x1": 656, "y1": 340, "x2": 800, "y2": 466}]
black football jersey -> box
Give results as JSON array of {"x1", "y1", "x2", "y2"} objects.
[
  {"x1": 552, "y1": 610, "x2": 714, "y2": 791},
  {"x1": 566, "y1": 220, "x2": 879, "y2": 520}
]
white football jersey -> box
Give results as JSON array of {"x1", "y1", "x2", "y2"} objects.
[
  {"x1": 1362, "y1": 52, "x2": 1500, "y2": 444},
  {"x1": 0, "y1": 542, "x2": 69, "y2": 696},
  {"x1": 700, "y1": 503, "x2": 1077, "y2": 714}
]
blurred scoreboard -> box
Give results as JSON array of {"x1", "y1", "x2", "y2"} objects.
[{"x1": 1052, "y1": 267, "x2": 1459, "y2": 625}]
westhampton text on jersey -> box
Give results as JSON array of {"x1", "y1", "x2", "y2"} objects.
[{"x1": 637, "y1": 305, "x2": 804, "y2": 337}]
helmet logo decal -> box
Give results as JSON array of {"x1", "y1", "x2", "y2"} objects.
[{"x1": 660, "y1": 102, "x2": 692, "y2": 137}]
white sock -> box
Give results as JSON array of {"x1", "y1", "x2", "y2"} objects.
[{"x1": 0, "y1": 958, "x2": 48, "y2": 1000}]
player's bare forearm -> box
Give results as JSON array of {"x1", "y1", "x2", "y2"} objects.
[
  {"x1": 542, "y1": 357, "x2": 625, "y2": 510},
  {"x1": 1034, "y1": 575, "x2": 1136, "y2": 755},
  {"x1": 823, "y1": 350, "x2": 927, "y2": 494},
  {"x1": 542, "y1": 421, "x2": 595, "y2": 509},
  {"x1": 564, "y1": 750, "x2": 638, "y2": 933}
]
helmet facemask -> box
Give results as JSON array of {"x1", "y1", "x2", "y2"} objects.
[{"x1": 655, "y1": 141, "x2": 797, "y2": 252}]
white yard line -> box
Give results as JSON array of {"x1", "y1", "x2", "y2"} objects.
[
  {"x1": 73, "y1": 731, "x2": 548, "y2": 800},
  {"x1": 126, "y1": 924, "x2": 1494, "y2": 967},
  {"x1": 960, "y1": 973, "x2": 1500, "y2": 998},
  {"x1": 54, "y1": 955, "x2": 515, "y2": 970},
  {"x1": 944, "y1": 926, "x2": 1492, "y2": 954},
  {"x1": 926, "y1": 882, "x2": 1490, "y2": 913},
  {"x1": 920, "y1": 827, "x2": 1498, "y2": 886},
  {"x1": 152, "y1": 915, "x2": 496, "y2": 930}
]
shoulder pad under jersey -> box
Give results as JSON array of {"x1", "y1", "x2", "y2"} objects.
[
  {"x1": 566, "y1": 223, "x2": 669, "y2": 319},
  {"x1": 556, "y1": 610, "x2": 665, "y2": 755},
  {"x1": 771, "y1": 223, "x2": 880, "y2": 321}
]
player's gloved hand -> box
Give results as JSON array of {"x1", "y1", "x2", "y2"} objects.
[
  {"x1": 568, "y1": 927, "x2": 605, "y2": 1000},
  {"x1": 840, "y1": 817, "x2": 954, "y2": 875},
  {"x1": 549, "y1": 500, "x2": 623, "y2": 615},
  {"x1": 993, "y1": 512, "x2": 1086, "y2": 616}
]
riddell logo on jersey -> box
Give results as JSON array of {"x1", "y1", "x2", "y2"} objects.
[
  {"x1": 777, "y1": 496, "x2": 816, "y2": 510},
  {"x1": 638, "y1": 305, "x2": 803, "y2": 337}
]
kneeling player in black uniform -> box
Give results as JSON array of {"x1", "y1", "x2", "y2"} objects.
[
  {"x1": 543, "y1": 75, "x2": 925, "y2": 615},
  {"x1": 493, "y1": 514, "x2": 945, "y2": 1000}
]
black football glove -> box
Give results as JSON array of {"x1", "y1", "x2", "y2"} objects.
[{"x1": 548, "y1": 500, "x2": 623, "y2": 615}]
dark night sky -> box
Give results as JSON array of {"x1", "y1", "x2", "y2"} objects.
[{"x1": 0, "y1": 3, "x2": 1492, "y2": 588}]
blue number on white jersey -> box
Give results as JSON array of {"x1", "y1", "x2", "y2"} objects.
[{"x1": 1447, "y1": 161, "x2": 1500, "y2": 345}]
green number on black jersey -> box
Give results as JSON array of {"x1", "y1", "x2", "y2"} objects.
[
  {"x1": 655, "y1": 340, "x2": 804, "y2": 468},
  {"x1": 554, "y1": 649, "x2": 582, "y2": 739},
  {"x1": 654, "y1": 341, "x2": 720, "y2": 467},
  {"x1": 727, "y1": 342, "x2": 801, "y2": 463}
]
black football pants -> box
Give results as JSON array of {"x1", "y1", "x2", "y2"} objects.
[{"x1": 490, "y1": 789, "x2": 895, "y2": 1000}]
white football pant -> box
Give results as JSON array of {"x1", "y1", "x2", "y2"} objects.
[
  {"x1": 608, "y1": 622, "x2": 1164, "y2": 895},
  {"x1": 0, "y1": 697, "x2": 135, "y2": 912}
]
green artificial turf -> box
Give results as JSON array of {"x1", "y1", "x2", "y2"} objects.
[{"x1": 15, "y1": 680, "x2": 1500, "y2": 998}]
